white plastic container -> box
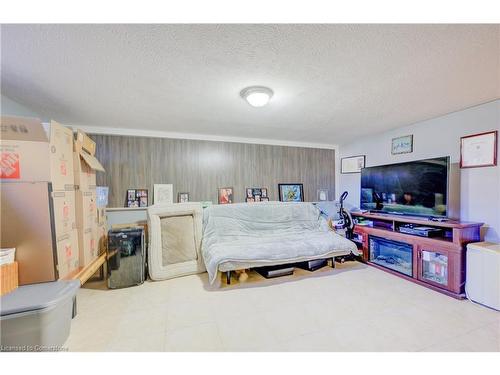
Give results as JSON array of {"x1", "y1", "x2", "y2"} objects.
[
  {"x1": 0, "y1": 280, "x2": 80, "y2": 351},
  {"x1": 466, "y1": 242, "x2": 500, "y2": 311}
]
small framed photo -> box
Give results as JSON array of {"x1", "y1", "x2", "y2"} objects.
[
  {"x1": 252, "y1": 188, "x2": 262, "y2": 196},
  {"x1": 178, "y1": 192, "x2": 189, "y2": 203},
  {"x1": 254, "y1": 195, "x2": 261, "y2": 202},
  {"x1": 460, "y1": 130, "x2": 497, "y2": 168},
  {"x1": 126, "y1": 189, "x2": 148, "y2": 207},
  {"x1": 246, "y1": 188, "x2": 253, "y2": 198},
  {"x1": 246, "y1": 197, "x2": 255, "y2": 203},
  {"x1": 391, "y1": 135, "x2": 413, "y2": 155},
  {"x1": 261, "y1": 197, "x2": 269, "y2": 202},
  {"x1": 278, "y1": 183, "x2": 304, "y2": 202},
  {"x1": 317, "y1": 189, "x2": 329, "y2": 202},
  {"x1": 218, "y1": 187, "x2": 233, "y2": 204},
  {"x1": 127, "y1": 189, "x2": 136, "y2": 201},
  {"x1": 261, "y1": 188, "x2": 268, "y2": 198},
  {"x1": 341, "y1": 155, "x2": 366, "y2": 174}
]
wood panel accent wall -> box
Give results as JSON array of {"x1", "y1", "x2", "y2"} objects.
[{"x1": 91, "y1": 134, "x2": 336, "y2": 207}]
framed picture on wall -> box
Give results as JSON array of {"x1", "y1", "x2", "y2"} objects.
[
  {"x1": 218, "y1": 187, "x2": 233, "y2": 204},
  {"x1": 391, "y1": 135, "x2": 413, "y2": 155},
  {"x1": 341, "y1": 155, "x2": 365, "y2": 173},
  {"x1": 460, "y1": 130, "x2": 498, "y2": 168},
  {"x1": 278, "y1": 183, "x2": 304, "y2": 202}
]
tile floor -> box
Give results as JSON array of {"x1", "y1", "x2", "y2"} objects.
[{"x1": 64, "y1": 262, "x2": 500, "y2": 352}]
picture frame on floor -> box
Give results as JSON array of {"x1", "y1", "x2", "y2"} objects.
[{"x1": 278, "y1": 183, "x2": 304, "y2": 202}]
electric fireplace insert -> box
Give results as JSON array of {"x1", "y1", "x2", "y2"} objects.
[{"x1": 369, "y1": 236, "x2": 413, "y2": 277}]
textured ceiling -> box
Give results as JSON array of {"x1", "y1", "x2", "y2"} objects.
[{"x1": 1, "y1": 24, "x2": 499, "y2": 145}]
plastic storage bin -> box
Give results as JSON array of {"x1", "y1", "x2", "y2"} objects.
[{"x1": 0, "y1": 280, "x2": 80, "y2": 351}]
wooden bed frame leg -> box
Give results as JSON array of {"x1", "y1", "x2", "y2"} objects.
[
  {"x1": 331, "y1": 257, "x2": 336, "y2": 268},
  {"x1": 226, "y1": 271, "x2": 231, "y2": 285}
]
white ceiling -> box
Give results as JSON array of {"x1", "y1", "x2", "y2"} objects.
[{"x1": 1, "y1": 24, "x2": 499, "y2": 146}]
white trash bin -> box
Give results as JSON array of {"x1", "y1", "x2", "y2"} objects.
[{"x1": 0, "y1": 280, "x2": 80, "y2": 351}]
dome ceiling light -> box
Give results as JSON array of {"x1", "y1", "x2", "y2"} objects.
[{"x1": 240, "y1": 86, "x2": 273, "y2": 107}]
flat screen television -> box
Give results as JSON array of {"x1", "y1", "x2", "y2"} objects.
[{"x1": 360, "y1": 156, "x2": 450, "y2": 218}]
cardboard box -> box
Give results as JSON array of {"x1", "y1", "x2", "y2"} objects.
[
  {"x1": 75, "y1": 190, "x2": 97, "y2": 229},
  {"x1": 0, "y1": 116, "x2": 50, "y2": 182},
  {"x1": 1, "y1": 117, "x2": 76, "y2": 190},
  {"x1": 97, "y1": 207, "x2": 107, "y2": 226},
  {"x1": 52, "y1": 190, "x2": 77, "y2": 235},
  {"x1": 49, "y1": 121, "x2": 75, "y2": 190},
  {"x1": 1, "y1": 182, "x2": 58, "y2": 285},
  {"x1": 96, "y1": 222, "x2": 108, "y2": 256},
  {"x1": 78, "y1": 226, "x2": 98, "y2": 267},
  {"x1": 73, "y1": 151, "x2": 104, "y2": 191},
  {"x1": 74, "y1": 129, "x2": 96, "y2": 156},
  {"x1": 55, "y1": 229, "x2": 79, "y2": 279}
]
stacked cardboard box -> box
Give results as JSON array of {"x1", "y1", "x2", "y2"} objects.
[
  {"x1": 73, "y1": 130, "x2": 106, "y2": 267},
  {"x1": 0, "y1": 116, "x2": 80, "y2": 284}
]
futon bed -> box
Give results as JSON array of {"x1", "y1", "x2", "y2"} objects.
[{"x1": 201, "y1": 201, "x2": 359, "y2": 285}]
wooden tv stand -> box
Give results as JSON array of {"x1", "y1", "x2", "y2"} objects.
[{"x1": 351, "y1": 212, "x2": 482, "y2": 299}]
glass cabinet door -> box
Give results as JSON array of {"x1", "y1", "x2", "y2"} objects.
[{"x1": 420, "y1": 250, "x2": 448, "y2": 286}]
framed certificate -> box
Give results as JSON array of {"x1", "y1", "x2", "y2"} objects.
[
  {"x1": 341, "y1": 155, "x2": 366, "y2": 174},
  {"x1": 460, "y1": 131, "x2": 497, "y2": 168}
]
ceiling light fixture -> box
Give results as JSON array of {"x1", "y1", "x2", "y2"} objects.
[{"x1": 240, "y1": 86, "x2": 273, "y2": 107}]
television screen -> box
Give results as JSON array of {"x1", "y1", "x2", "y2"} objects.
[{"x1": 360, "y1": 157, "x2": 449, "y2": 217}]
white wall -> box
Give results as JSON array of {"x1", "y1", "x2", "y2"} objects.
[
  {"x1": 1, "y1": 94, "x2": 46, "y2": 120},
  {"x1": 339, "y1": 99, "x2": 500, "y2": 242}
]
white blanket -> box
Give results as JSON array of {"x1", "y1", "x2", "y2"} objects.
[{"x1": 201, "y1": 202, "x2": 358, "y2": 284}]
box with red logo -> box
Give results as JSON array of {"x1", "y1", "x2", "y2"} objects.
[
  {"x1": 0, "y1": 116, "x2": 50, "y2": 182},
  {"x1": 55, "y1": 229, "x2": 79, "y2": 279},
  {"x1": 49, "y1": 121, "x2": 75, "y2": 191},
  {"x1": 0, "y1": 117, "x2": 75, "y2": 189}
]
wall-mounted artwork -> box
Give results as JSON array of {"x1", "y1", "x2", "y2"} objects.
[
  {"x1": 391, "y1": 135, "x2": 413, "y2": 155},
  {"x1": 218, "y1": 187, "x2": 233, "y2": 204},
  {"x1": 278, "y1": 183, "x2": 304, "y2": 202},
  {"x1": 341, "y1": 155, "x2": 365, "y2": 173},
  {"x1": 153, "y1": 184, "x2": 173, "y2": 205},
  {"x1": 126, "y1": 189, "x2": 148, "y2": 208},
  {"x1": 460, "y1": 130, "x2": 497, "y2": 168},
  {"x1": 245, "y1": 187, "x2": 268, "y2": 202}
]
